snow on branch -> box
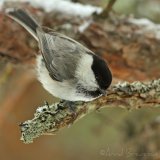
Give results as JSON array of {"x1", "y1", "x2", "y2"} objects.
[
  {"x1": 0, "y1": 0, "x2": 4, "y2": 10},
  {"x1": 24, "y1": 0, "x2": 102, "y2": 17},
  {"x1": 129, "y1": 18, "x2": 160, "y2": 39},
  {"x1": 20, "y1": 79, "x2": 160, "y2": 144}
]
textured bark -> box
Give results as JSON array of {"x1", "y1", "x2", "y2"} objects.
[{"x1": 20, "y1": 79, "x2": 160, "y2": 143}]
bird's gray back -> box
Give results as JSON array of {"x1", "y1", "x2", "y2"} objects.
[{"x1": 36, "y1": 27, "x2": 88, "y2": 81}]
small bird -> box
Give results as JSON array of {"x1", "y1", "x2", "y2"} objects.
[{"x1": 5, "y1": 8, "x2": 112, "y2": 102}]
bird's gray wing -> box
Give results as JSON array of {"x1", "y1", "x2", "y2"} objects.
[{"x1": 36, "y1": 27, "x2": 82, "y2": 82}]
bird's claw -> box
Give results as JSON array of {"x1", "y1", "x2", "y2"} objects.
[{"x1": 44, "y1": 100, "x2": 50, "y2": 109}]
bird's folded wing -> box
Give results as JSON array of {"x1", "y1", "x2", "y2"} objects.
[{"x1": 36, "y1": 27, "x2": 82, "y2": 82}]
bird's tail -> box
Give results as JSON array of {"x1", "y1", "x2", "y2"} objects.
[{"x1": 5, "y1": 8, "x2": 39, "y2": 41}]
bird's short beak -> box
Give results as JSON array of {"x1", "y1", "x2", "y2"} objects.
[{"x1": 100, "y1": 89, "x2": 106, "y2": 96}]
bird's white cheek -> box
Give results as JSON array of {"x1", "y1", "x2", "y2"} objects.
[{"x1": 75, "y1": 54, "x2": 98, "y2": 90}]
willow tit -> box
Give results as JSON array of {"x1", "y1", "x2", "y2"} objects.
[{"x1": 6, "y1": 8, "x2": 112, "y2": 102}]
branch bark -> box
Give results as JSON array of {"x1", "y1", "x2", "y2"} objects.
[
  {"x1": 20, "y1": 79, "x2": 160, "y2": 143},
  {"x1": 96, "y1": 0, "x2": 117, "y2": 19}
]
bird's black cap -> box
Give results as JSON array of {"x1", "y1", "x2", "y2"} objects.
[{"x1": 91, "y1": 55, "x2": 112, "y2": 91}]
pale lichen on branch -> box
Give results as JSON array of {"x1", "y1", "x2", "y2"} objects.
[{"x1": 20, "y1": 79, "x2": 160, "y2": 144}]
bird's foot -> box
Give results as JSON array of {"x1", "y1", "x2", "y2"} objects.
[
  {"x1": 44, "y1": 100, "x2": 50, "y2": 109},
  {"x1": 58, "y1": 100, "x2": 76, "y2": 112}
]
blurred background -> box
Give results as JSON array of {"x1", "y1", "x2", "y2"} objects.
[{"x1": 0, "y1": 0, "x2": 160, "y2": 160}]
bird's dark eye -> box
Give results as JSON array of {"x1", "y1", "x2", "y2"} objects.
[{"x1": 91, "y1": 55, "x2": 112, "y2": 90}]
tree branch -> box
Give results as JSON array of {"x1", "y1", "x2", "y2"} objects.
[
  {"x1": 0, "y1": 51, "x2": 21, "y2": 63},
  {"x1": 95, "y1": 0, "x2": 117, "y2": 19},
  {"x1": 20, "y1": 79, "x2": 160, "y2": 144}
]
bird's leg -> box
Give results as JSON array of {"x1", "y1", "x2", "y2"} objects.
[
  {"x1": 65, "y1": 101, "x2": 77, "y2": 113},
  {"x1": 44, "y1": 100, "x2": 50, "y2": 109},
  {"x1": 58, "y1": 100, "x2": 77, "y2": 113}
]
